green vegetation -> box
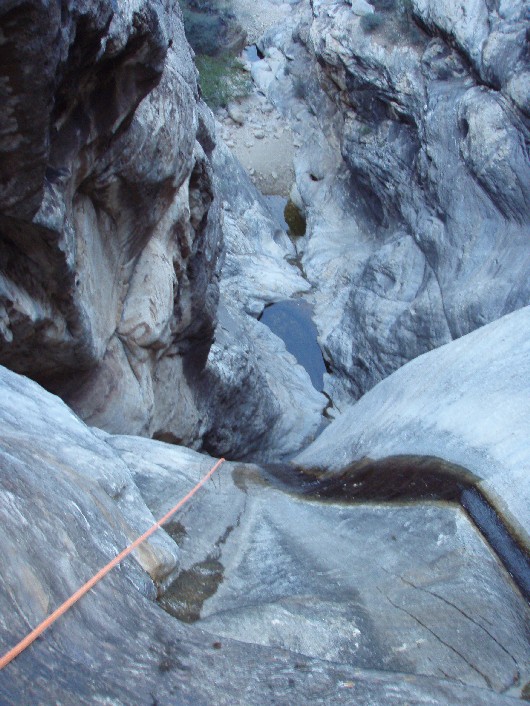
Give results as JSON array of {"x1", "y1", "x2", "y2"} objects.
[
  {"x1": 195, "y1": 54, "x2": 252, "y2": 109},
  {"x1": 178, "y1": 0, "x2": 251, "y2": 109},
  {"x1": 284, "y1": 200, "x2": 306, "y2": 237}
]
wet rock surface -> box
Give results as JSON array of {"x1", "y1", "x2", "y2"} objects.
[
  {"x1": 194, "y1": 141, "x2": 326, "y2": 461},
  {"x1": 296, "y1": 307, "x2": 530, "y2": 547},
  {"x1": 2, "y1": 366, "x2": 528, "y2": 704},
  {"x1": 0, "y1": 0, "x2": 529, "y2": 703},
  {"x1": 198, "y1": 493, "x2": 528, "y2": 695}
]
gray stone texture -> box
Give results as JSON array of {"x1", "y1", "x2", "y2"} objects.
[
  {"x1": 196, "y1": 140, "x2": 326, "y2": 461},
  {"x1": 0, "y1": 364, "x2": 527, "y2": 704},
  {"x1": 0, "y1": 0, "x2": 221, "y2": 444},
  {"x1": 0, "y1": 1, "x2": 528, "y2": 702},
  {"x1": 254, "y1": 0, "x2": 530, "y2": 406},
  {"x1": 0, "y1": 0, "x2": 325, "y2": 461},
  {"x1": 296, "y1": 307, "x2": 530, "y2": 547}
]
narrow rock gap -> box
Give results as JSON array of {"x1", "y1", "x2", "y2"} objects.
[
  {"x1": 1, "y1": 0, "x2": 529, "y2": 701},
  {"x1": 212, "y1": 36, "x2": 338, "y2": 421}
]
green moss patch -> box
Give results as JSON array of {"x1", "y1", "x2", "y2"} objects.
[
  {"x1": 284, "y1": 200, "x2": 306, "y2": 237},
  {"x1": 159, "y1": 555, "x2": 224, "y2": 623},
  {"x1": 195, "y1": 54, "x2": 252, "y2": 109}
]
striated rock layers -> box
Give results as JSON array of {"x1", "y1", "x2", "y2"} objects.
[
  {"x1": 254, "y1": 0, "x2": 530, "y2": 406},
  {"x1": 0, "y1": 0, "x2": 221, "y2": 444}
]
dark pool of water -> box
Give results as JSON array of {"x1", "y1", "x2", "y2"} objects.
[
  {"x1": 259, "y1": 197, "x2": 319, "y2": 389},
  {"x1": 158, "y1": 456, "x2": 529, "y2": 626},
  {"x1": 260, "y1": 455, "x2": 530, "y2": 603},
  {"x1": 264, "y1": 195, "x2": 306, "y2": 237},
  {"x1": 259, "y1": 299, "x2": 326, "y2": 391},
  {"x1": 261, "y1": 455, "x2": 477, "y2": 502},
  {"x1": 159, "y1": 554, "x2": 224, "y2": 623},
  {"x1": 461, "y1": 487, "x2": 530, "y2": 601}
]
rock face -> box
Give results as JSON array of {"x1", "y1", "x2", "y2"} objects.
[
  {"x1": 296, "y1": 307, "x2": 530, "y2": 547},
  {"x1": 0, "y1": 0, "x2": 221, "y2": 443},
  {"x1": 178, "y1": 0, "x2": 247, "y2": 57},
  {"x1": 0, "y1": 366, "x2": 181, "y2": 592},
  {"x1": 194, "y1": 140, "x2": 326, "y2": 461},
  {"x1": 0, "y1": 363, "x2": 527, "y2": 704},
  {"x1": 0, "y1": 365, "x2": 351, "y2": 705},
  {"x1": 254, "y1": 0, "x2": 530, "y2": 406},
  {"x1": 198, "y1": 494, "x2": 529, "y2": 696},
  {"x1": 0, "y1": 2, "x2": 528, "y2": 700},
  {"x1": 0, "y1": 0, "x2": 327, "y2": 461}
]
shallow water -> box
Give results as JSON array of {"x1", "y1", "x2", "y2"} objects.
[
  {"x1": 259, "y1": 196, "x2": 323, "y2": 389},
  {"x1": 264, "y1": 194, "x2": 306, "y2": 237},
  {"x1": 260, "y1": 455, "x2": 530, "y2": 602},
  {"x1": 261, "y1": 455, "x2": 478, "y2": 502},
  {"x1": 158, "y1": 456, "x2": 530, "y2": 696},
  {"x1": 159, "y1": 555, "x2": 224, "y2": 623},
  {"x1": 259, "y1": 299, "x2": 326, "y2": 391},
  {"x1": 461, "y1": 487, "x2": 530, "y2": 601}
]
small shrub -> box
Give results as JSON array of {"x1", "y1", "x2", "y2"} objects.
[
  {"x1": 284, "y1": 200, "x2": 306, "y2": 237},
  {"x1": 360, "y1": 12, "x2": 385, "y2": 33},
  {"x1": 195, "y1": 54, "x2": 252, "y2": 109}
]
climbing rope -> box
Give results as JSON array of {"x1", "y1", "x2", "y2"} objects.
[{"x1": 0, "y1": 456, "x2": 226, "y2": 670}]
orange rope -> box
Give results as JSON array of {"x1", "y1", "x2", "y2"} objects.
[{"x1": 0, "y1": 456, "x2": 225, "y2": 670}]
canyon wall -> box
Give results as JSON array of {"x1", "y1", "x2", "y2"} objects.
[
  {"x1": 255, "y1": 0, "x2": 530, "y2": 405},
  {"x1": 0, "y1": 2, "x2": 528, "y2": 702},
  {"x1": 0, "y1": 0, "x2": 323, "y2": 460},
  {"x1": 0, "y1": 0, "x2": 221, "y2": 443}
]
